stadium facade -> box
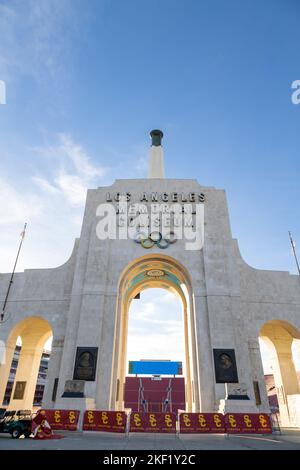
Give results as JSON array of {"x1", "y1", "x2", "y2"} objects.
[{"x1": 0, "y1": 130, "x2": 300, "y2": 427}]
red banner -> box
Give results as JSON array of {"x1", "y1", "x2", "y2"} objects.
[
  {"x1": 225, "y1": 413, "x2": 272, "y2": 434},
  {"x1": 83, "y1": 411, "x2": 127, "y2": 433},
  {"x1": 41, "y1": 409, "x2": 80, "y2": 431},
  {"x1": 179, "y1": 413, "x2": 225, "y2": 433},
  {"x1": 129, "y1": 412, "x2": 176, "y2": 433}
]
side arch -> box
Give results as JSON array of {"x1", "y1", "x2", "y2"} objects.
[
  {"x1": 259, "y1": 320, "x2": 300, "y2": 427},
  {"x1": 0, "y1": 316, "x2": 52, "y2": 410}
]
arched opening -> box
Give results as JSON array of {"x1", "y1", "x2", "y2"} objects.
[
  {"x1": 110, "y1": 254, "x2": 200, "y2": 412},
  {"x1": 0, "y1": 316, "x2": 52, "y2": 410},
  {"x1": 125, "y1": 288, "x2": 185, "y2": 413},
  {"x1": 259, "y1": 320, "x2": 300, "y2": 427}
]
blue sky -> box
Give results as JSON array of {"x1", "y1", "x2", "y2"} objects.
[
  {"x1": 0, "y1": 0, "x2": 299, "y2": 273},
  {"x1": 1, "y1": 1, "x2": 300, "y2": 370},
  {"x1": 127, "y1": 289, "x2": 184, "y2": 365}
]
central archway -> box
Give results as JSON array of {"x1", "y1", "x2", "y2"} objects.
[{"x1": 110, "y1": 254, "x2": 200, "y2": 412}]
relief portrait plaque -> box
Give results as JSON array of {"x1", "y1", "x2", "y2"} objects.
[
  {"x1": 62, "y1": 379, "x2": 85, "y2": 398},
  {"x1": 213, "y1": 349, "x2": 239, "y2": 383},
  {"x1": 73, "y1": 347, "x2": 98, "y2": 381}
]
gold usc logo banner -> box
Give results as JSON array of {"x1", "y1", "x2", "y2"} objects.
[
  {"x1": 40, "y1": 410, "x2": 80, "y2": 431},
  {"x1": 129, "y1": 412, "x2": 177, "y2": 433},
  {"x1": 83, "y1": 410, "x2": 126, "y2": 433},
  {"x1": 224, "y1": 413, "x2": 272, "y2": 434},
  {"x1": 179, "y1": 413, "x2": 225, "y2": 433},
  {"x1": 179, "y1": 413, "x2": 271, "y2": 434}
]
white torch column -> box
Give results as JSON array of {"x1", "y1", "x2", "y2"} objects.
[{"x1": 148, "y1": 129, "x2": 165, "y2": 178}]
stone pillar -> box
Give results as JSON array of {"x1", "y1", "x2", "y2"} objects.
[
  {"x1": 0, "y1": 341, "x2": 15, "y2": 406},
  {"x1": 248, "y1": 338, "x2": 270, "y2": 412},
  {"x1": 148, "y1": 130, "x2": 165, "y2": 178},
  {"x1": 95, "y1": 295, "x2": 117, "y2": 410},
  {"x1": 8, "y1": 346, "x2": 43, "y2": 410},
  {"x1": 194, "y1": 295, "x2": 215, "y2": 412},
  {"x1": 292, "y1": 339, "x2": 300, "y2": 373},
  {"x1": 270, "y1": 348, "x2": 299, "y2": 427},
  {"x1": 42, "y1": 338, "x2": 64, "y2": 408},
  {"x1": 55, "y1": 300, "x2": 82, "y2": 401},
  {"x1": 183, "y1": 302, "x2": 194, "y2": 412},
  {"x1": 267, "y1": 338, "x2": 299, "y2": 427}
]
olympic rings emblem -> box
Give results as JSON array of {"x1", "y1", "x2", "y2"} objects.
[{"x1": 134, "y1": 231, "x2": 177, "y2": 249}]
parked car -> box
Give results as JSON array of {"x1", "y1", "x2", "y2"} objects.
[{"x1": 0, "y1": 410, "x2": 32, "y2": 438}]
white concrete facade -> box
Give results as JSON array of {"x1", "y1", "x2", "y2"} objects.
[{"x1": 1, "y1": 171, "x2": 300, "y2": 425}]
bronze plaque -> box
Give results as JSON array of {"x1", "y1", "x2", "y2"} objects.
[
  {"x1": 253, "y1": 381, "x2": 261, "y2": 405},
  {"x1": 73, "y1": 347, "x2": 98, "y2": 381},
  {"x1": 13, "y1": 381, "x2": 26, "y2": 400},
  {"x1": 213, "y1": 349, "x2": 238, "y2": 383},
  {"x1": 52, "y1": 378, "x2": 59, "y2": 402}
]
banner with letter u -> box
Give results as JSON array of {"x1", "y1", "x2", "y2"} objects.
[
  {"x1": 83, "y1": 410, "x2": 127, "y2": 433},
  {"x1": 129, "y1": 412, "x2": 176, "y2": 433},
  {"x1": 41, "y1": 409, "x2": 80, "y2": 431}
]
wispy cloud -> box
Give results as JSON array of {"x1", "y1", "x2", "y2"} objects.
[
  {"x1": 104, "y1": 142, "x2": 149, "y2": 179},
  {"x1": 127, "y1": 289, "x2": 185, "y2": 362},
  {"x1": 0, "y1": 178, "x2": 42, "y2": 225},
  {"x1": 0, "y1": 127, "x2": 149, "y2": 273},
  {"x1": 32, "y1": 133, "x2": 107, "y2": 206},
  {"x1": 0, "y1": 0, "x2": 79, "y2": 82},
  {"x1": 0, "y1": 133, "x2": 107, "y2": 272},
  {"x1": 32, "y1": 176, "x2": 60, "y2": 195},
  {"x1": 58, "y1": 134, "x2": 105, "y2": 180},
  {"x1": 126, "y1": 332, "x2": 184, "y2": 362}
]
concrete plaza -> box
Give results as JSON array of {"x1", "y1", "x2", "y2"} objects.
[{"x1": 1, "y1": 430, "x2": 300, "y2": 450}]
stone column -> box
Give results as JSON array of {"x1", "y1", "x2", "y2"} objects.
[
  {"x1": 292, "y1": 339, "x2": 300, "y2": 372},
  {"x1": 270, "y1": 343, "x2": 300, "y2": 427},
  {"x1": 42, "y1": 338, "x2": 64, "y2": 408},
  {"x1": 148, "y1": 130, "x2": 165, "y2": 178},
  {"x1": 8, "y1": 346, "x2": 43, "y2": 410},
  {"x1": 194, "y1": 295, "x2": 215, "y2": 412},
  {"x1": 0, "y1": 341, "x2": 15, "y2": 406},
  {"x1": 95, "y1": 295, "x2": 117, "y2": 410},
  {"x1": 248, "y1": 338, "x2": 270, "y2": 412}
]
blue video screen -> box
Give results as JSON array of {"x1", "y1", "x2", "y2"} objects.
[{"x1": 128, "y1": 361, "x2": 182, "y2": 375}]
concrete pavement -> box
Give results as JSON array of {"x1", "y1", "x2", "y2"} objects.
[{"x1": 1, "y1": 430, "x2": 300, "y2": 450}]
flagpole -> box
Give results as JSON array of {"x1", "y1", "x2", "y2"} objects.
[
  {"x1": 1, "y1": 222, "x2": 27, "y2": 323},
  {"x1": 288, "y1": 231, "x2": 300, "y2": 276}
]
